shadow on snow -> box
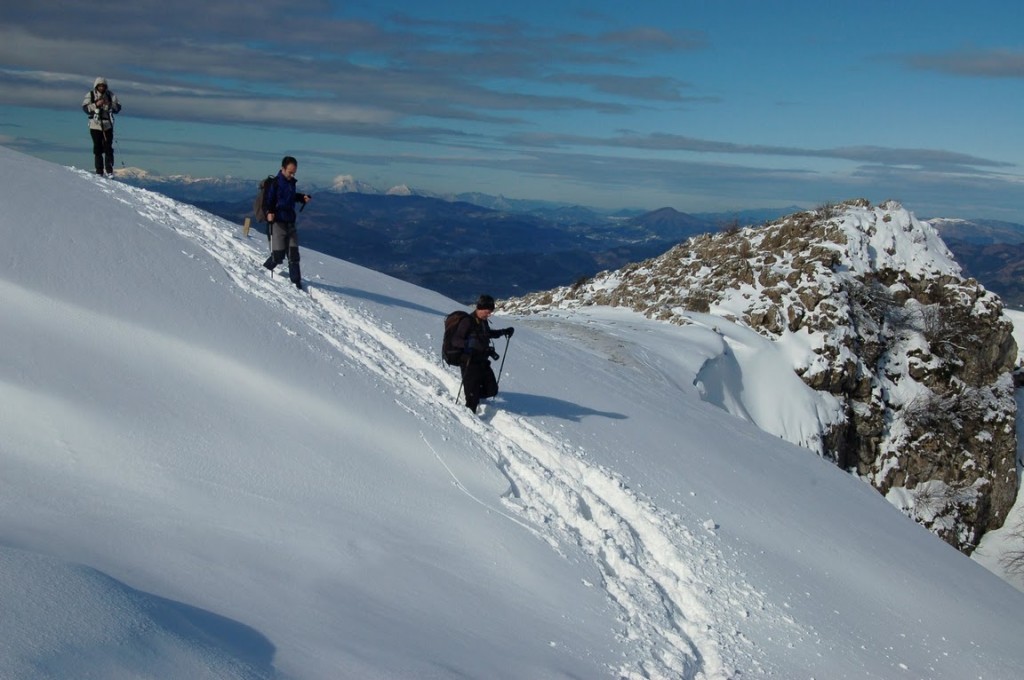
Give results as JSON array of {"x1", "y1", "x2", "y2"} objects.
[{"x1": 495, "y1": 391, "x2": 627, "y2": 422}]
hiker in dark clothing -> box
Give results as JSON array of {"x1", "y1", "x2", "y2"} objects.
[
  {"x1": 451, "y1": 294, "x2": 514, "y2": 413},
  {"x1": 81, "y1": 77, "x2": 122, "y2": 176},
  {"x1": 262, "y1": 156, "x2": 312, "y2": 289}
]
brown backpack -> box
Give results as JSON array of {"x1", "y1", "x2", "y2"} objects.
[
  {"x1": 252, "y1": 175, "x2": 275, "y2": 223},
  {"x1": 441, "y1": 311, "x2": 470, "y2": 365}
]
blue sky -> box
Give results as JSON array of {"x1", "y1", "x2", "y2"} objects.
[{"x1": 2, "y1": 1, "x2": 1023, "y2": 220}]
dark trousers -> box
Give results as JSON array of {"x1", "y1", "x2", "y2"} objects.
[
  {"x1": 90, "y1": 128, "x2": 114, "y2": 174},
  {"x1": 461, "y1": 358, "x2": 498, "y2": 411},
  {"x1": 262, "y1": 222, "x2": 301, "y2": 284}
]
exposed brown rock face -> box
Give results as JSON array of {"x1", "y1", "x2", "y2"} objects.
[{"x1": 507, "y1": 200, "x2": 1018, "y2": 554}]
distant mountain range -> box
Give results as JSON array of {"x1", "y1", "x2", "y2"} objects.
[
  {"x1": 927, "y1": 217, "x2": 1024, "y2": 245},
  {"x1": 115, "y1": 168, "x2": 738, "y2": 301},
  {"x1": 114, "y1": 167, "x2": 607, "y2": 215},
  {"x1": 927, "y1": 218, "x2": 1024, "y2": 309},
  {"x1": 113, "y1": 169, "x2": 1024, "y2": 308},
  {"x1": 190, "y1": 192, "x2": 720, "y2": 302}
]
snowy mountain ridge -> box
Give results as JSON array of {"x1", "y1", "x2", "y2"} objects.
[
  {"x1": 3, "y1": 147, "x2": 1024, "y2": 679},
  {"x1": 827, "y1": 199, "x2": 960, "y2": 278},
  {"x1": 506, "y1": 199, "x2": 1018, "y2": 554}
]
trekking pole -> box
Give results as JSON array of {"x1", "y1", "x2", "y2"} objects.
[
  {"x1": 112, "y1": 113, "x2": 123, "y2": 169},
  {"x1": 266, "y1": 218, "x2": 274, "y2": 276},
  {"x1": 496, "y1": 336, "x2": 511, "y2": 386},
  {"x1": 101, "y1": 123, "x2": 110, "y2": 173},
  {"x1": 454, "y1": 357, "x2": 465, "y2": 404}
]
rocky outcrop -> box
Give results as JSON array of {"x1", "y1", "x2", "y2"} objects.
[{"x1": 506, "y1": 200, "x2": 1018, "y2": 554}]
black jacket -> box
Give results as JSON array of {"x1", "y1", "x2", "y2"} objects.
[{"x1": 452, "y1": 314, "x2": 502, "y2": 362}]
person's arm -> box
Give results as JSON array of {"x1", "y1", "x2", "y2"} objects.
[
  {"x1": 265, "y1": 178, "x2": 279, "y2": 222},
  {"x1": 82, "y1": 92, "x2": 95, "y2": 115},
  {"x1": 109, "y1": 93, "x2": 121, "y2": 114}
]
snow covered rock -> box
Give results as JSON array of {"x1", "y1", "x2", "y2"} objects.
[{"x1": 506, "y1": 200, "x2": 1018, "y2": 554}]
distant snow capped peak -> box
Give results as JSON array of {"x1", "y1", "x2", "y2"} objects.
[
  {"x1": 386, "y1": 184, "x2": 443, "y2": 199},
  {"x1": 112, "y1": 167, "x2": 153, "y2": 180},
  {"x1": 329, "y1": 174, "x2": 380, "y2": 194},
  {"x1": 926, "y1": 217, "x2": 970, "y2": 227}
]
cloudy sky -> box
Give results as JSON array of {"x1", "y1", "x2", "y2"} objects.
[{"x1": 2, "y1": 0, "x2": 1023, "y2": 220}]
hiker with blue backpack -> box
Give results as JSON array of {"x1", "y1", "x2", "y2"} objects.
[
  {"x1": 262, "y1": 156, "x2": 312, "y2": 289},
  {"x1": 446, "y1": 295, "x2": 514, "y2": 414}
]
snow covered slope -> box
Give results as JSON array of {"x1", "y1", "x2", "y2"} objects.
[{"x1": 2, "y1": 146, "x2": 1024, "y2": 679}]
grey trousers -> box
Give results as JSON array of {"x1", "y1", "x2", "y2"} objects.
[
  {"x1": 269, "y1": 221, "x2": 299, "y2": 253},
  {"x1": 263, "y1": 221, "x2": 301, "y2": 284}
]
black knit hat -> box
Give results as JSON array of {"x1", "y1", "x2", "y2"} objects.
[{"x1": 476, "y1": 294, "x2": 496, "y2": 310}]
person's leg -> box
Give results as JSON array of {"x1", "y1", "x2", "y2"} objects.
[
  {"x1": 461, "y1": 361, "x2": 483, "y2": 412},
  {"x1": 286, "y1": 226, "x2": 301, "y2": 285},
  {"x1": 103, "y1": 128, "x2": 114, "y2": 174},
  {"x1": 480, "y1": 365, "x2": 498, "y2": 400},
  {"x1": 90, "y1": 129, "x2": 104, "y2": 174},
  {"x1": 263, "y1": 222, "x2": 287, "y2": 270}
]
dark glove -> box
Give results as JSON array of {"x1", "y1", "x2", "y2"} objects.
[
  {"x1": 488, "y1": 349, "x2": 500, "y2": 361},
  {"x1": 504, "y1": 327, "x2": 515, "y2": 338}
]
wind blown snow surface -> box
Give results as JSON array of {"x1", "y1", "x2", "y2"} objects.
[{"x1": 2, "y1": 146, "x2": 1023, "y2": 679}]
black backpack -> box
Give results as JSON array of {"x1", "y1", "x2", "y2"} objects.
[
  {"x1": 253, "y1": 175, "x2": 275, "y2": 223},
  {"x1": 442, "y1": 311, "x2": 470, "y2": 365}
]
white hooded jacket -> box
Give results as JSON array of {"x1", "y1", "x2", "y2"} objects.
[{"x1": 82, "y1": 77, "x2": 122, "y2": 131}]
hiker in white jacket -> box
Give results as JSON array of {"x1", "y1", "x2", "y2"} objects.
[{"x1": 81, "y1": 77, "x2": 122, "y2": 176}]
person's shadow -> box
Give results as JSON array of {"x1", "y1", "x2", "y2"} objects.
[
  {"x1": 495, "y1": 391, "x2": 627, "y2": 422},
  {"x1": 313, "y1": 283, "x2": 444, "y2": 316}
]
